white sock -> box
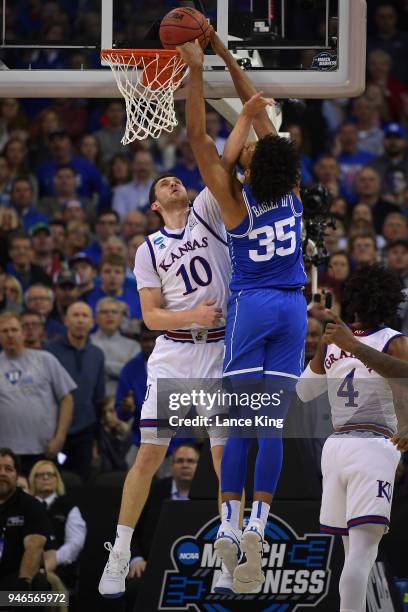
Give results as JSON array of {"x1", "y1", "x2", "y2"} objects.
[
  {"x1": 113, "y1": 524, "x2": 134, "y2": 554},
  {"x1": 249, "y1": 501, "x2": 270, "y2": 528},
  {"x1": 221, "y1": 500, "x2": 240, "y2": 529}
]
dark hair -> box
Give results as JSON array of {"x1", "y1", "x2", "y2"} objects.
[
  {"x1": 20, "y1": 309, "x2": 44, "y2": 323},
  {"x1": 11, "y1": 176, "x2": 32, "y2": 190},
  {"x1": 0, "y1": 448, "x2": 21, "y2": 474},
  {"x1": 8, "y1": 231, "x2": 30, "y2": 249},
  {"x1": 343, "y1": 263, "x2": 404, "y2": 327},
  {"x1": 49, "y1": 219, "x2": 66, "y2": 229},
  {"x1": 55, "y1": 164, "x2": 75, "y2": 175},
  {"x1": 328, "y1": 250, "x2": 349, "y2": 262},
  {"x1": 100, "y1": 253, "x2": 126, "y2": 271},
  {"x1": 349, "y1": 231, "x2": 377, "y2": 253},
  {"x1": 172, "y1": 444, "x2": 199, "y2": 461},
  {"x1": 96, "y1": 209, "x2": 120, "y2": 223},
  {"x1": 248, "y1": 135, "x2": 300, "y2": 204},
  {"x1": 149, "y1": 174, "x2": 178, "y2": 205}
]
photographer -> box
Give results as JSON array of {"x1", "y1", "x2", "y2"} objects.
[{"x1": 0, "y1": 448, "x2": 54, "y2": 594}]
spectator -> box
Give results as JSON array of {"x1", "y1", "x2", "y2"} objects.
[
  {"x1": 368, "y1": 2, "x2": 408, "y2": 85},
  {"x1": 24, "y1": 284, "x2": 65, "y2": 341},
  {"x1": 6, "y1": 233, "x2": 52, "y2": 291},
  {"x1": 47, "y1": 301, "x2": 105, "y2": 481},
  {"x1": 79, "y1": 133, "x2": 102, "y2": 170},
  {"x1": 84, "y1": 209, "x2": 120, "y2": 266},
  {"x1": 112, "y1": 151, "x2": 156, "y2": 217},
  {"x1": 0, "y1": 155, "x2": 12, "y2": 205},
  {"x1": 29, "y1": 460, "x2": 87, "y2": 592},
  {"x1": 95, "y1": 101, "x2": 128, "y2": 165},
  {"x1": 381, "y1": 211, "x2": 408, "y2": 244},
  {"x1": 367, "y1": 48, "x2": 407, "y2": 121},
  {"x1": 0, "y1": 312, "x2": 75, "y2": 475},
  {"x1": 0, "y1": 448, "x2": 54, "y2": 593},
  {"x1": 205, "y1": 109, "x2": 227, "y2": 154},
  {"x1": 369, "y1": 123, "x2": 408, "y2": 198},
  {"x1": 305, "y1": 317, "x2": 323, "y2": 367},
  {"x1": 327, "y1": 251, "x2": 351, "y2": 284},
  {"x1": 97, "y1": 397, "x2": 131, "y2": 472},
  {"x1": 350, "y1": 95, "x2": 384, "y2": 156},
  {"x1": 54, "y1": 270, "x2": 80, "y2": 324},
  {"x1": 115, "y1": 324, "x2": 158, "y2": 466},
  {"x1": 91, "y1": 297, "x2": 141, "y2": 396},
  {"x1": 334, "y1": 123, "x2": 375, "y2": 201},
  {"x1": 64, "y1": 220, "x2": 91, "y2": 259},
  {"x1": 35, "y1": 129, "x2": 108, "y2": 207},
  {"x1": 3, "y1": 139, "x2": 37, "y2": 195},
  {"x1": 30, "y1": 222, "x2": 61, "y2": 279},
  {"x1": 145, "y1": 208, "x2": 162, "y2": 233},
  {"x1": 313, "y1": 154, "x2": 345, "y2": 198},
  {"x1": 49, "y1": 220, "x2": 66, "y2": 259},
  {"x1": 68, "y1": 252, "x2": 96, "y2": 300},
  {"x1": 86, "y1": 253, "x2": 142, "y2": 323},
  {"x1": 126, "y1": 234, "x2": 145, "y2": 281},
  {"x1": 287, "y1": 124, "x2": 313, "y2": 186},
  {"x1": 121, "y1": 210, "x2": 147, "y2": 244},
  {"x1": 38, "y1": 165, "x2": 92, "y2": 222},
  {"x1": 349, "y1": 232, "x2": 378, "y2": 267},
  {"x1": 102, "y1": 236, "x2": 127, "y2": 259},
  {"x1": 107, "y1": 153, "x2": 132, "y2": 193},
  {"x1": 0, "y1": 206, "x2": 20, "y2": 266},
  {"x1": 170, "y1": 134, "x2": 204, "y2": 200},
  {"x1": 329, "y1": 196, "x2": 348, "y2": 218},
  {"x1": 21, "y1": 309, "x2": 46, "y2": 350},
  {"x1": 354, "y1": 167, "x2": 400, "y2": 233},
  {"x1": 127, "y1": 445, "x2": 200, "y2": 590},
  {"x1": 0, "y1": 99, "x2": 28, "y2": 150},
  {"x1": 307, "y1": 284, "x2": 341, "y2": 322},
  {"x1": 10, "y1": 177, "x2": 48, "y2": 232},
  {"x1": 323, "y1": 216, "x2": 347, "y2": 254},
  {"x1": 29, "y1": 108, "x2": 62, "y2": 168},
  {"x1": 385, "y1": 239, "x2": 408, "y2": 287},
  {"x1": 349, "y1": 203, "x2": 384, "y2": 247},
  {"x1": 60, "y1": 200, "x2": 86, "y2": 224},
  {"x1": 4, "y1": 274, "x2": 23, "y2": 314}
]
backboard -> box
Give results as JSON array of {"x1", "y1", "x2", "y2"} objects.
[{"x1": 0, "y1": 0, "x2": 366, "y2": 99}]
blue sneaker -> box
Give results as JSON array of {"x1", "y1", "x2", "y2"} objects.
[{"x1": 233, "y1": 520, "x2": 265, "y2": 594}]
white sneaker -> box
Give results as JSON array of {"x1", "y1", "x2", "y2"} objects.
[
  {"x1": 213, "y1": 564, "x2": 233, "y2": 594},
  {"x1": 98, "y1": 542, "x2": 130, "y2": 598},
  {"x1": 214, "y1": 522, "x2": 241, "y2": 575},
  {"x1": 233, "y1": 521, "x2": 265, "y2": 594}
]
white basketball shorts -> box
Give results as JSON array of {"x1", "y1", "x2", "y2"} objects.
[
  {"x1": 140, "y1": 335, "x2": 226, "y2": 447},
  {"x1": 320, "y1": 434, "x2": 400, "y2": 535}
]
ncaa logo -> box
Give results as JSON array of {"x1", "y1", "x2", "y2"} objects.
[
  {"x1": 176, "y1": 541, "x2": 200, "y2": 565},
  {"x1": 154, "y1": 236, "x2": 164, "y2": 246}
]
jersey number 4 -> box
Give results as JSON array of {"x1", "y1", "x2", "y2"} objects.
[
  {"x1": 337, "y1": 368, "x2": 359, "y2": 408},
  {"x1": 176, "y1": 256, "x2": 212, "y2": 296},
  {"x1": 248, "y1": 217, "x2": 296, "y2": 262}
]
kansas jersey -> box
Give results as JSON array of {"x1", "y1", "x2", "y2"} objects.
[
  {"x1": 134, "y1": 188, "x2": 231, "y2": 330},
  {"x1": 227, "y1": 185, "x2": 306, "y2": 291},
  {"x1": 324, "y1": 327, "x2": 403, "y2": 436}
]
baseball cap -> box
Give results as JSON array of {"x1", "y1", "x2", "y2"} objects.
[
  {"x1": 69, "y1": 251, "x2": 93, "y2": 267},
  {"x1": 56, "y1": 269, "x2": 78, "y2": 287},
  {"x1": 384, "y1": 123, "x2": 406, "y2": 138},
  {"x1": 29, "y1": 222, "x2": 51, "y2": 236}
]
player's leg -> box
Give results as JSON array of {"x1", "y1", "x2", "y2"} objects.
[
  {"x1": 235, "y1": 289, "x2": 307, "y2": 592},
  {"x1": 339, "y1": 524, "x2": 383, "y2": 612}
]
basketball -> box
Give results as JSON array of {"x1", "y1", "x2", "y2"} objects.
[{"x1": 159, "y1": 7, "x2": 211, "y2": 50}]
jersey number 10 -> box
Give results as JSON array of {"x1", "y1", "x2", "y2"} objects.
[{"x1": 176, "y1": 256, "x2": 212, "y2": 295}]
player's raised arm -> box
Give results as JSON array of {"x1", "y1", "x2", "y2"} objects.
[
  {"x1": 210, "y1": 29, "x2": 277, "y2": 139},
  {"x1": 178, "y1": 41, "x2": 246, "y2": 228}
]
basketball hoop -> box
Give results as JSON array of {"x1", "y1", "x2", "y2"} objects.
[{"x1": 101, "y1": 49, "x2": 188, "y2": 142}]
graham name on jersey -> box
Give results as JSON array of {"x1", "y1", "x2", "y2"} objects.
[
  {"x1": 325, "y1": 349, "x2": 373, "y2": 373},
  {"x1": 159, "y1": 237, "x2": 209, "y2": 272}
]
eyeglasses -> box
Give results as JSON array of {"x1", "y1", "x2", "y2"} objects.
[
  {"x1": 173, "y1": 458, "x2": 198, "y2": 465},
  {"x1": 35, "y1": 472, "x2": 56, "y2": 479}
]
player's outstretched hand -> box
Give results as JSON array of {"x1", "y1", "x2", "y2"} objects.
[
  {"x1": 323, "y1": 310, "x2": 358, "y2": 353},
  {"x1": 177, "y1": 40, "x2": 204, "y2": 69},
  {"x1": 209, "y1": 27, "x2": 227, "y2": 57},
  {"x1": 242, "y1": 91, "x2": 274, "y2": 119},
  {"x1": 193, "y1": 300, "x2": 222, "y2": 327}
]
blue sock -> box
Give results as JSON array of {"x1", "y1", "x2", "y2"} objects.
[
  {"x1": 221, "y1": 437, "x2": 251, "y2": 494},
  {"x1": 254, "y1": 437, "x2": 283, "y2": 495}
]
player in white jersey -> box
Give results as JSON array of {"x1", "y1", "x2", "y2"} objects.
[
  {"x1": 297, "y1": 264, "x2": 408, "y2": 612},
  {"x1": 98, "y1": 173, "x2": 233, "y2": 597}
]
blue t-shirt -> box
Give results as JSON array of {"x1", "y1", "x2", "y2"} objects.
[{"x1": 227, "y1": 187, "x2": 306, "y2": 291}]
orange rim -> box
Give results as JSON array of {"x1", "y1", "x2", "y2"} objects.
[{"x1": 100, "y1": 48, "x2": 183, "y2": 67}]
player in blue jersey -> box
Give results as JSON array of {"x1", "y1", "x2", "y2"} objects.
[{"x1": 179, "y1": 33, "x2": 307, "y2": 593}]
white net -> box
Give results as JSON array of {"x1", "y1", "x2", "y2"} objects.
[{"x1": 102, "y1": 50, "x2": 188, "y2": 142}]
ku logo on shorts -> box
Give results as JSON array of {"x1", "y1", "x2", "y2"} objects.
[{"x1": 377, "y1": 480, "x2": 392, "y2": 503}]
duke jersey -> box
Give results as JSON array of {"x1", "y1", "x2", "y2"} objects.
[
  {"x1": 324, "y1": 327, "x2": 403, "y2": 435},
  {"x1": 227, "y1": 185, "x2": 306, "y2": 291},
  {"x1": 134, "y1": 188, "x2": 231, "y2": 330}
]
